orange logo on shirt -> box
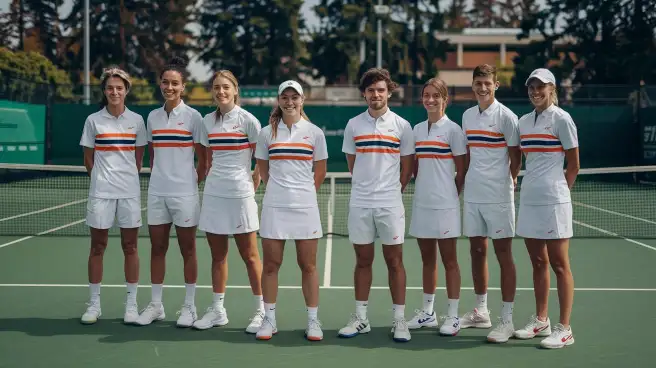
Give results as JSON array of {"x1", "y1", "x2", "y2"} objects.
[{"x1": 177, "y1": 122, "x2": 184, "y2": 126}]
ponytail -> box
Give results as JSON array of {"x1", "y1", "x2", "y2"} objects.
[
  {"x1": 550, "y1": 88, "x2": 559, "y2": 106},
  {"x1": 268, "y1": 106, "x2": 311, "y2": 139}
]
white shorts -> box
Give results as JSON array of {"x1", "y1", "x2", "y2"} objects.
[
  {"x1": 147, "y1": 194, "x2": 200, "y2": 227},
  {"x1": 463, "y1": 202, "x2": 515, "y2": 239},
  {"x1": 86, "y1": 197, "x2": 142, "y2": 229},
  {"x1": 260, "y1": 206, "x2": 322, "y2": 240},
  {"x1": 348, "y1": 206, "x2": 405, "y2": 245},
  {"x1": 409, "y1": 205, "x2": 461, "y2": 239},
  {"x1": 199, "y1": 194, "x2": 259, "y2": 235},
  {"x1": 516, "y1": 202, "x2": 573, "y2": 240}
]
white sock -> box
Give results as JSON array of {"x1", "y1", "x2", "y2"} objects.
[
  {"x1": 89, "y1": 283, "x2": 100, "y2": 304},
  {"x1": 422, "y1": 293, "x2": 435, "y2": 314},
  {"x1": 213, "y1": 293, "x2": 225, "y2": 308},
  {"x1": 393, "y1": 304, "x2": 405, "y2": 320},
  {"x1": 151, "y1": 284, "x2": 163, "y2": 304},
  {"x1": 501, "y1": 302, "x2": 514, "y2": 323},
  {"x1": 355, "y1": 300, "x2": 368, "y2": 320},
  {"x1": 254, "y1": 295, "x2": 264, "y2": 313},
  {"x1": 447, "y1": 299, "x2": 459, "y2": 318},
  {"x1": 184, "y1": 283, "x2": 196, "y2": 306},
  {"x1": 307, "y1": 306, "x2": 318, "y2": 322},
  {"x1": 476, "y1": 293, "x2": 488, "y2": 312},
  {"x1": 126, "y1": 283, "x2": 137, "y2": 304},
  {"x1": 264, "y1": 302, "x2": 276, "y2": 322}
]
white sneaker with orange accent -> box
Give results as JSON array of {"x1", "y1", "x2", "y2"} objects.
[
  {"x1": 540, "y1": 323, "x2": 574, "y2": 349},
  {"x1": 460, "y1": 308, "x2": 492, "y2": 328},
  {"x1": 256, "y1": 316, "x2": 277, "y2": 340},
  {"x1": 305, "y1": 319, "x2": 323, "y2": 341},
  {"x1": 514, "y1": 315, "x2": 551, "y2": 339}
]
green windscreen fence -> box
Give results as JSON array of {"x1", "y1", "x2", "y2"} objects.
[
  {"x1": 49, "y1": 103, "x2": 639, "y2": 170},
  {"x1": 0, "y1": 100, "x2": 46, "y2": 164}
]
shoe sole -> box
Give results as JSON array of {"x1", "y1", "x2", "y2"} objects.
[
  {"x1": 540, "y1": 339, "x2": 574, "y2": 349},
  {"x1": 256, "y1": 331, "x2": 278, "y2": 340},
  {"x1": 193, "y1": 319, "x2": 229, "y2": 330},
  {"x1": 461, "y1": 322, "x2": 492, "y2": 329},
  {"x1": 408, "y1": 322, "x2": 439, "y2": 330},
  {"x1": 135, "y1": 315, "x2": 166, "y2": 326}
]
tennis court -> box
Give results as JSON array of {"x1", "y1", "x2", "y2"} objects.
[{"x1": 1, "y1": 164, "x2": 655, "y2": 368}]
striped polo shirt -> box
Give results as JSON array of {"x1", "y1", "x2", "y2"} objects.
[
  {"x1": 79, "y1": 106, "x2": 147, "y2": 199},
  {"x1": 342, "y1": 108, "x2": 415, "y2": 208},
  {"x1": 413, "y1": 116, "x2": 468, "y2": 209},
  {"x1": 147, "y1": 100, "x2": 208, "y2": 197},
  {"x1": 518, "y1": 104, "x2": 579, "y2": 205},
  {"x1": 203, "y1": 105, "x2": 261, "y2": 198},
  {"x1": 255, "y1": 118, "x2": 328, "y2": 208},
  {"x1": 462, "y1": 100, "x2": 520, "y2": 204}
]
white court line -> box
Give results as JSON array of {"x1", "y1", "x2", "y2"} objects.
[
  {"x1": 0, "y1": 199, "x2": 87, "y2": 223},
  {"x1": 574, "y1": 220, "x2": 656, "y2": 252},
  {"x1": 323, "y1": 234, "x2": 333, "y2": 288},
  {"x1": 573, "y1": 201, "x2": 656, "y2": 226},
  {"x1": 0, "y1": 283, "x2": 654, "y2": 292}
]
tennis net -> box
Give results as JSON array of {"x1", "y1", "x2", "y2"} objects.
[{"x1": 1, "y1": 163, "x2": 655, "y2": 239}]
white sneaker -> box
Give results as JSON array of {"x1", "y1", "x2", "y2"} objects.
[
  {"x1": 245, "y1": 310, "x2": 264, "y2": 334},
  {"x1": 337, "y1": 314, "x2": 371, "y2": 338},
  {"x1": 439, "y1": 316, "x2": 461, "y2": 336},
  {"x1": 486, "y1": 318, "x2": 515, "y2": 343},
  {"x1": 123, "y1": 303, "x2": 139, "y2": 324},
  {"x1": 255, "y1": 316, "x2": 277, "y2": 340},
  {"x1": 407, "y1": 309, "x2": 438, "y2": 329},
  {"x1": 391, "y1": 318, "x2": 411, "y2": 342},
  {"x1": 540, "y1": 323, "x2": 574, "y2": 349},
  {"x1": 81, "y1": 302, "x2": 101, "y2": 324},
  {"x1": 176, "y1": 304, "x2": 197, "y2": 328},
  {"x1": 305, "y1": 319, "x2": 323, "y2": 341},
  {"x1": 192, "y1": 306, "x2": 229, "y2": 330},
  {"x1": 134, "y1": 302, "x2": 166, "y2": 326},
  {"x1": 460, "y1": 308, "x2": 492, "y2": 328},
  {"x1": 514, "y1": 315, "x2": 551, "y2": 339}
]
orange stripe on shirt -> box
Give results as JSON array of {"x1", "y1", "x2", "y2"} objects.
[
  {"x1": 152, "y1": 142, "x2": 194, "y2": 148},
  {"x1": 356, "y1": 148, "x2": 400, "y2": 154},
  {"x1": 353, "y1": 134, "x2": 400, "y2": 142},
  {"x1": 468, "y1": 142, "x2": 508, "y2": 148},
  {"x1": 95, "y1": 146, "x2": 136, "y2": 151},
  {"x1": 521, "y1": 147, "x2": 564, "y2": 153},
  {"x1": 151, "y1": 129, "x2": 192, "y2": 135},
  {"x1": 269, "y1": 143, "x2": 313, "y2": 149},
  {"x1": 520, "y1": 134, "x2": 557, "y2": 139},
  {"x1": 416, "y1": 153, "x2": 453, "y2": 159},
  {"x1": 211, "y1": 144, "x2": 251, "y2": 151},
  {"x1": 96, "y1": 133, "x2": 137, "y2": 138},
  {"x1": 416, "y1": 141, "x2": 450, "y2": 147},
  {"x1": 269, "y1": 156, "x2": 313, "y2": 161},
  {"x1": 208, "y1": 132, "x2": 247, "y2": 138},
  {"x1": 466, "y1": 130, "x2": 504, "y2": 137}
]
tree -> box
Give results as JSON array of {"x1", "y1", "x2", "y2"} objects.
[
  {"x1": 445, "y1": 0, "x2": 469, "y2": 31},
  {"x1": 497, "y1": 0, "x2": 540, "y2": 28},
  {"x1": 467, "y1": 0, "x2": 501, "y2": 28}
]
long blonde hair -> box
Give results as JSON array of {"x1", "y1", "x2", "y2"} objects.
[
  {"x1": 269, "y1": 104, "x2": 310, "y2": 139},
  {"x1": 549, "y1": 87, "x2": 559, "y2": 106},
  {"x1": 99, "y1": 66, "x2": 131, "y2": 107},
  {"x1": 211, "y1": 70, "x2": 241, "y2": 121}
]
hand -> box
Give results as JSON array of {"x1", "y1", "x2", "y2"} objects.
[
  {"x1": 196, "y1": 166, "x2": 207, "y2": 184},
  {"x1": 513, "y1": 177, "x2": 518, "y2": 191},
  {"x1": 252, "y1": 173, "x2": 261, "y2": 192}
]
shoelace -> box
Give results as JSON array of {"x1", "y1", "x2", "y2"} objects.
[
  {"x1": 85, "y1": 302, "x2": 101, "y2": 313},
  {"x1": 393, "y1": 318, "x2": 408, "y2": 330},
  {"x1": 308, "y1": 319, "x2": 322, "y2": 329},
  {"x1": 177, "y1": 304, "x2": 196, "y2": 319},
  {"x1": 250, "y1": 311, "x2": 264, "y2": 322}
]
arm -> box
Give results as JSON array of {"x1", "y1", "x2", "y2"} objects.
[
  {"x1": 135, "y1": 146, "x2": 145, "y2": 172},
  {"x1": 256, "y1": 159, "x2": 269, "y2": 184},
  {"x1": 412, "y1": 157, "x2": 418, "y2": 179},
  {"x1": 564, "y1": 147, "x2": 580, "y2": 189},
  {"x1": 453, "y1": 154, "x2": 467, "y2": 195},
  {"x1": 508, "y1": 146, "x2": 522, "y2": 188},
  {"x1": 206, "y1": 147, "x2": 213, "y2": 176},
  {"x1": 195, "y1": 143, "x2": 207, "y2": 183},
  {"x1": 400, "y1": 154, "x2": 414, "y2": 193},
  {"x1": 313, "y1": 159, "x2": 327, "y2": 192},
  {"x1": 83, "y1": 147, "x2": 94, "y2": 175},
  {"x1": 252, "y1": 150, "x2": 261, "y2": 192},
  {"x1": 346, "y1": 153, "x2": 356, "y2": 174},
  {"x1": 148, "y1": 143, "x2": 154, "y2": 169}
]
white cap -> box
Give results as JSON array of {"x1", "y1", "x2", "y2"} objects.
[
  {"x1": 278, "y1": 80, "x2": 304, "y2": 96},
  {"x1": 525, "y1": 68, "x2": 556, "y2": 86}
]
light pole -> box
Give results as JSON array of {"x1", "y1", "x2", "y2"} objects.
[
  {"x1": 84, "y1": 0, "x2": 90, "y2": 105},
  {"x1": 374, "y1": 1, "x2": 390, "y2": 69}
]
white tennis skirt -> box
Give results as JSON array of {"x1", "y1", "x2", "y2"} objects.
[
  {"x1": 516, "y1": 202, "x2": 573, "y2": 240},
  {"x1": 198, "y1": 194, "x2": 259, "y2": 235},
  {"x1": 259, "y1": 205, "x2": 323, "y2": 240}
]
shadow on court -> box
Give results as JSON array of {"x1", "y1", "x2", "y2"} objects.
[{"x1": 0, "y1": 317, "x2": 543, "y2": 351}]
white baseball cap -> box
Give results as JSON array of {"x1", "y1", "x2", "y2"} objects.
[
  {"x1": 525, "y1": 68, "x2": 556, "y2": 86},
  {"x1": 278, "y1": 80, "x2": 304, "y2": 96}
]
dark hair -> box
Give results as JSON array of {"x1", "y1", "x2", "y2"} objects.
[
  {"x1": 358, "y1": 68, "x2": 399, "y2": 93},
  {"x1": 160, "y1": 56, "x2": 189, "y2": 82},
  {"x1": 473, "y1": 64, "x2": 497, "y2": 81}
]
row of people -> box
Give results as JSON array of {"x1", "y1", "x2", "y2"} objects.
[{"x1": 78, "y1": 60, "x2": 578, "y2": 349}]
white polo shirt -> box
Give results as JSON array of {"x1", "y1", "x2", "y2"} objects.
[
  {"x1": 518, "y1": 104, "x2": 579, "y2": 205},
  {"x1": 255, "y1": 119, "x2": 328, "y2": 208},
  {"x1": 147, "y1": 101, "x2": 207, "y2": 197},
  {"x1": 462, "y1": 100, "x2": 520, "y2": 204},
  {"x1": 342, "y1": 108, "x2": 415, "y2": 208},
  {"x1": 79, "y1": 107, "x2": 147, "y2": 199},
  {"x1": 203, "y1": 105, "x2": 261, "y2": 198},
  {"x1": 413, "y1": 116, "x2": 468, "y2": 209}
]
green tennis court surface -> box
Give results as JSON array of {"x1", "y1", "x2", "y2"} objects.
[{"x1": 1, "y1": 164, "x2": 655, "y2": 367}]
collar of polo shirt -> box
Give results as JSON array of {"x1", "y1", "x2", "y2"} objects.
[
  {"x1": 533, "y1": 103, "x2": 557, "y2": 118},
  {"x1": 165, "y1": 100, "x2": 186, "y2": 116},
  {"x1": 478, "y1": 99, "x2": 500, "y2": 116},
  {"x1": 365, "y1": 107, "x2": 392, "y2": 123},
  {"x1": 277, "y1": 117, "x2": 308, "y2": 130},
  {"x1": 101, "y1": 106, "x2": 128, "y2": 119},
  {"x1": 223, "y1": 104, "x2": 241, "y2": 119}
]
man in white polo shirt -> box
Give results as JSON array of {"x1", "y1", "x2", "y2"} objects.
[
  {"x1": 338, "y1": 68, "x2": 415, "y2": 342},
  {"x1": 460, "y1": 64, "x2": 521, "y2": 343}
]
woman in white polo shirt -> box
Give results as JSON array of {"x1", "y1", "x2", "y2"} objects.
[
  {"x1": 135, "y1": 57, "x2": 208, "y2": 328},
  {"x1": 79, "y1": 66, "x2": 148, "y2": 325},
  {"x1": 192, "y1": 70, "x2": 265, "y2": 334},
  {"x1": 254, "y1": 80, "x2": 328, "y2": 342},
  {"x1": 407, "y1": 77, "x2": 469, "y2": 336},
  {"x1": 514, "y1": 68, "x2": 579, "y2": 349}
]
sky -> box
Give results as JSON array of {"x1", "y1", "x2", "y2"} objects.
[{"x1": 0, "y1": 0, "x2": 546, "y2": 80}]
